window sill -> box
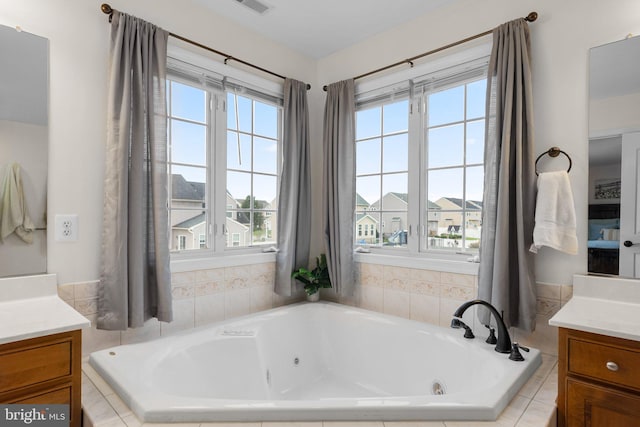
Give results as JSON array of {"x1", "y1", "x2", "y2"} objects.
[
  {"x1": 170, "y1": 251, "x2": 276, "y2": 273},
  {"x1": 354, "y1": 251, "x2": 480, "y2": 275}
]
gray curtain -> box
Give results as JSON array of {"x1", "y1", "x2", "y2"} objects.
[
  {"x1": 323, "y1": 79, "x2": 356, "y2": 296},
  {"x1": 275, "y1": 79, "x2": 311, "y2": 296},
  {"x1": 98, "y1": 11, "x2": 172, "y2": 330},
  {"x1": 478, "y1": 18, "x2": 537, "y2": 332}
]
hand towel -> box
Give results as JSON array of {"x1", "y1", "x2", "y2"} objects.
[
  {"x1": 530, "y1": 170, "x2": 578, "y2": 255},
  {"x1": 0, "y1": 163, "x2": 34, "y2": 244}
]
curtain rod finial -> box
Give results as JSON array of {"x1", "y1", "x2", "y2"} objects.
[
  {"x1": 525, "y1": 12, "x2": 538, "y2": 22},
  {"x1": 101, "y1": 4, "x2": 113, "y2": 15}
]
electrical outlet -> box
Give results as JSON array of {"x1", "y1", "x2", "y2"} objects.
[{"x1": 55, "y1": 214, "x2": 78, "y2": 242}]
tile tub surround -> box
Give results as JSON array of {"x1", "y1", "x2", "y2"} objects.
[
  {"x1": 58, "y1": 262, "x2": 304, "y2": 355},
  {"x1": 58, "y1": 261, "x2": 567, "y2": 357},
  {"x1": 81, "y1": 353, "x2": 558, "y2": 427}
]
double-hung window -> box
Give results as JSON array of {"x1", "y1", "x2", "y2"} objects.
[
  {"x1": 354, "y1": 58, "x2": 488, "y2": 256},
  {"x1": 166, "y1": 59, "x2": 282, "y2": 255}
]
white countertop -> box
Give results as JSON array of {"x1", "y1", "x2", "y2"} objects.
[
  {"x1": 549, "y1": 274, "x2": 640, "y2": 342},
  {"x1": 0, "y1": 274, "x2": 90, "y2": 345}
]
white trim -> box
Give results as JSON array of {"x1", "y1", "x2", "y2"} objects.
[
  {"x1": 354, "y1": 252, "x2": 479, "y2": 275},
  {"x1": 171, "y1": 252, "x2": 276, "y2": 272},
  {"x1": 167, "y1": 44, "x2": 283, "y2": 98},
  {"x1": 355, "y1": 41, "x2": 492, "y2": 95}
]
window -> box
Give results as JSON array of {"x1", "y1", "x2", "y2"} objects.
[
  {"x1": 356, "y1": 99, "x2": 409, "y2": 247},
  {"x1": 354, "y1": 61, "x2": 487, "y2": 255},
  {"x1": 167, "y1": 66, "x2": 282, "y2": 256}
]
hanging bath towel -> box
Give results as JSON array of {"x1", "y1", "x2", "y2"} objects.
[
  {"x1": 0, "y1": 163, "x2": 34, "y2": 243},
  {"x1": 530, "y1": 170, "x2": 578, "y2": 255}
]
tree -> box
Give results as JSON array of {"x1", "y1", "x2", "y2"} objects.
[{"x1": 239, "y1": 196, "x2": 265, "y2": 233}]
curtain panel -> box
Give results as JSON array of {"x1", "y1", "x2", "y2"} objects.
[
  {"x1": 275, "y1": 78, "x2": 311, "y2": 296},
  {"x1": 478, "y1": 18, "x2": 537, "y2": 332},
  {"x1": 323, "y1": 79, "x2": 356, "y2": 296},
  {"x1": 98, "y1": 11, "x2": 172, "y2": 330}
]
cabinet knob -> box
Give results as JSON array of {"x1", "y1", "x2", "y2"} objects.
[{"x1": 606, "y1": 361, "x2": 619, "y2": 371}]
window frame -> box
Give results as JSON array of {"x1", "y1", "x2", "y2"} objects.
[
  {"x1": 166, "y1": 59, "x2": 283, "y2": 262},
  {"x1": 353, "y1": 57, "x2": 489, "y2": 262}
]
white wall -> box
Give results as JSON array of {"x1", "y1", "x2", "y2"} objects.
[
  {"x1": 316, "y1": 0, "x2": 640, "y2": 285},
  {"x1": 2, "y1": 0, "x2": 640, "y2": 288},
  {"x1": 0, "y1": 0, "x2": 316, "y2": 284}
]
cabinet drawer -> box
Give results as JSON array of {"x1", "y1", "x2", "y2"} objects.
[
  {"x1": 12, "y1": 386, "x2": 71, "y2": 405},
  {"x1": 568, "y1": 338, "x2": 640, "y2": 391},
  {"x1": 0, "y1": 341, "x2": 71, "y2": 393}
]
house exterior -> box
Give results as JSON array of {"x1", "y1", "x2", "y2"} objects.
[
  {"x1": 434, "y1": 197, "x2": 482, "y2": 239},
  {"x1": 355, "y1": 213, "x2": 378, "y2": 244}
]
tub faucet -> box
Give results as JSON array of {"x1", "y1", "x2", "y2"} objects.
[{"x1": 452, "y1": 299, "x2": 511, "y2": 354}]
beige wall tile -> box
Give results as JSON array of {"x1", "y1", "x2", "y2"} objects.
[
  {"x1": 75, "y1": 280, "x2": 100, "y2": 299},
  {"x1": 536, "y1": 283, "x2": 561, "y2": 300},
  {"x1": 250, "y1": 284, "x2": 274, "y2": 313},
  {"x1": 74, "y1": 298, "x2": 98, "y2": 316},
  {"x1": 383, "y1": 288, "x2": 411, "y2": 318},
  {"x1": 160, "y1": 297, "x2": 195, "y2": 336},
  {"x1": 225, "y1": 288, "x2": 252, "y2": 318},
  {"x1": 410, "y1": 293, "x2": 440, "y2": 325},
  {"x1": 194, "y1": 268, "x2": 224, "y2": 284},
  {"x1": 171, "y1": 285, "x2": 195, "y2": 300},
  {"x1": 81, "y1": 313, "x2": 121, "y2": 354},
  {"x1": 440, "y1": 284, "x2": 474, "y2": 301},
  {"x1": 171, "y1": 271, "x2": 196, "y2": 287},
  {"x1": 440, "y1": 272, "x2": 475, "y2": 288},
  {"x1": 360, "y1": 285, "x2": 384, "y2": 312},
  {"x1": 514, "y1": 315, "x2": 559, "y2": 356},
  {"x1": 194, "y1": 293, "x2": 225, "y2": 327},
  {"x1": 120, "y1": 318, "x2": 160, "y2": 345},
  {"x1": 57, "y1": 283, "x2": 74, "y2": 301}
]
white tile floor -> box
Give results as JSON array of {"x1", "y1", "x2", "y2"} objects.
[{"x1": 82, "y1": 353, "x2": 557, "y2": 427}]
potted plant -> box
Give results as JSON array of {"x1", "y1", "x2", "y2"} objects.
[{"x1": 291, "y1": 254, "x2": 331, "y2": 301}]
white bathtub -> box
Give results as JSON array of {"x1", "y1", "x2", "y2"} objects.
[{"x1": 89, "y1": 301, "x2": 541, "y2": 422}]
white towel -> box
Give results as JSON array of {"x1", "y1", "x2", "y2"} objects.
[
  {"x1": 530, "y1": 170, "x2": 578, "y2": 255},
  {"x1": 0, "y1": 163, "x2": 34, "y2": 244}
]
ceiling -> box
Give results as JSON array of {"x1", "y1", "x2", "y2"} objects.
[{"x1": 193, "y1": 0, "x2": 458, "y2": 58}]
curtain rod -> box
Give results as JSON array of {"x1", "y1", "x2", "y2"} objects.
[
  {"x1": 100, "y1": 4, "x2": 311, "y2": 90},
  {"x1": 322, "y1": 11, "x2": 538, "y2": 91}
]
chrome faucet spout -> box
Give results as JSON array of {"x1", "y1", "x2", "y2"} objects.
[{"x1": 453, "y1": 299, "x2": 511, "y2": 353}]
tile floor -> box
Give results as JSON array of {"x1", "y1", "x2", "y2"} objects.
[{"x1": 81, "y1": 353, "x2": 558, "y2": 427}]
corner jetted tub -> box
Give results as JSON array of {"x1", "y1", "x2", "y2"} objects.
[{"x1": 89, "y1": 302, "x2": 541, "y2": 422}]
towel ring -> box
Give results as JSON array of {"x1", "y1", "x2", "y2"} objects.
[{"x1": 535, "y1": 147, "x2": 572, "y2": 176}]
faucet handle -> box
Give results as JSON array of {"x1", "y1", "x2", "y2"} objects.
[
  {"x1": 484, "y1": 324, "x2": 497, "y2": 345},
  {"x1": 509, "y1": 342, "x2": 529, "y2": 361}
]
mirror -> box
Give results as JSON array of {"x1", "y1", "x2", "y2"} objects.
[
  {"x1": 0, "y1": 24, "x2": 48, "y2": 277},
  {"x1": 588, "y1": 35, "x2": 640, "y2": 278}
]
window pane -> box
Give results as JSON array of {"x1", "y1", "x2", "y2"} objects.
[
  {"x1": 466, "y1": 165, "x2": 484, "y2": 202},
  {"x1": 428, "y1": 168, "x2": 463, "y2": 202},
  {"x1": 263, "y1": 211, "x2": 278, "y2": 245},
  {"x1": 227, "y1": 170, "x2": 251, "y2": 202},
  {"x1": 171, "y1": 120, "x2": 206, "y2": 165},
  {"x1": 381, "y1": 212, "x2": 407, "y2": 247},
  {"x1": 253, "y1": 174, "x2": 277, "y2": 206},
  {"x1": 357, "y1": 175, "x2": 381, "y2": 210},
  {"x1": 227, "y1": 131, "x2": 251, "y2": 172},
  {"x1": 356, "y1": 106, "x2": 381, "y2": 140},
  {"x1": 171, "y1": 82, "x2": 205, "y2": 123},
  {"x1": 170, "y1": 210, "x2": 206, "y2": 251},
  {"x1": 383, "y1": 134, "x2": 408, "y2": 173},
  {"x1": 225, "y1": 214, "x2": 250, "y2": 247},
  {"x1": 356, "y1": 138, "x2": 381, "y2": 175},
  {"x1": 383, "y1": 100, "x2": 409, "y2": 134},
  {"x1": 238, "y1": 95, "x2": 253, "y2": 133},
  {"x1": 382, "y1": 173, "x2": 408, "y2": 210},
  {"x1": 355, "y1": 212, "x2": 380, "y2": 245},
  {"x1": 428, "y1": 123, "x2": 464, "y2": 168},
  {"x1": 171, "y1": 166, "x2": 206, "y2": 204},
  {"x1": 254, "y1": 101, "x2": 278, "y2": 139},
  {"x1": 428, "y1": 86, "x2": 464, "y2": 126},
  {"x1": 466, "y1": 79, "x2": 487, "y2": 120},
  {"x1": 254, "y1": 137, "x2": 277, "y2": 174},
  {"x1": 466, "y1": 119, "x2": 485, "y2": 164}
]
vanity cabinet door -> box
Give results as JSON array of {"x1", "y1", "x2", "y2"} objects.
[{"x1": 567, "y1": 378, "x2": 640, "y2": 426}]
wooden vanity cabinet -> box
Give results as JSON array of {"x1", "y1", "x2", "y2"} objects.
[
  {"x1": 0, "y1": 330, "x2": 82, "y2": 427},
  {"x1": 558, "y1": 328, "x2": 640, "y2": 426}
]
